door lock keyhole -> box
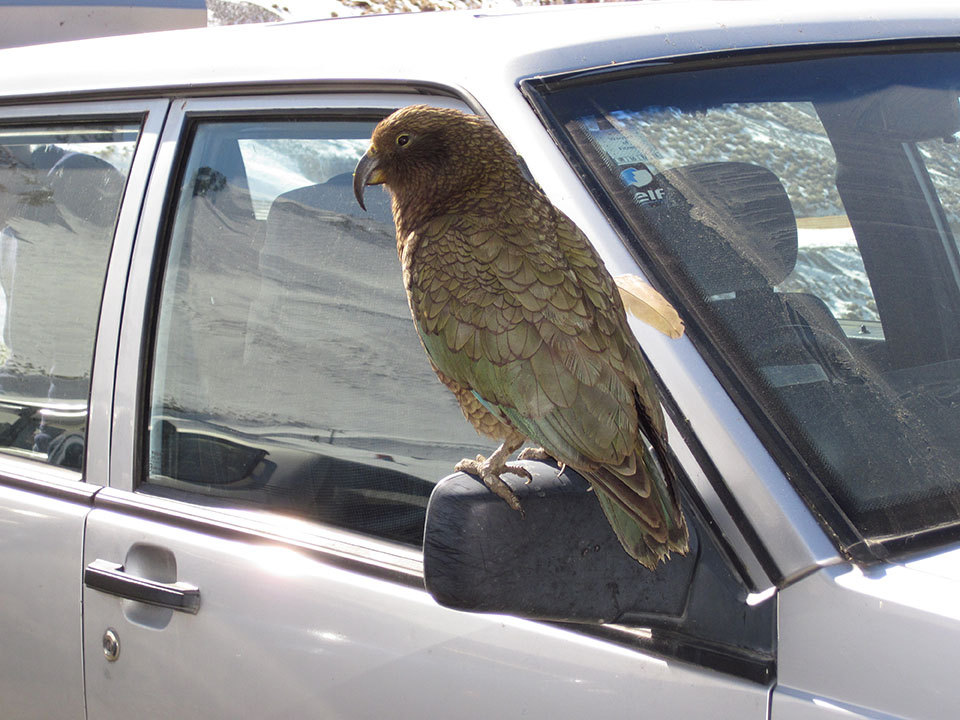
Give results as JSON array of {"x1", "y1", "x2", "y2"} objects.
[{"x1": 102, "y1": 628, "x2": 120, "y2": 662}]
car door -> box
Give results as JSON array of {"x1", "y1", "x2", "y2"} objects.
[
  {"x1": 81, "y1": 93, "x2": 771, "y2": 719},
  {"x1": 0, "y1": 99, "x2": 165, "y2": 719}
]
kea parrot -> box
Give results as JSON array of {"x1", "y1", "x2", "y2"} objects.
[{"x1": 353, "y1": 104, "x2": 688, "y2": 569}]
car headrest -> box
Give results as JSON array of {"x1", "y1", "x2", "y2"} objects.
[
  {"x1": 48, "y1": 152, "x2": 125, "y2": 229},
  {"x1": 293, "y1": 171, "x2": 394, "y2": 225},
  {"x1": 643, "y1": 161, "x2": 797, "y2": 295}
]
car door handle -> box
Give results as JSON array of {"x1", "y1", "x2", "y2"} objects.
[{"x1": 84, "y1": 559, "x2": 201, "y2": 614}]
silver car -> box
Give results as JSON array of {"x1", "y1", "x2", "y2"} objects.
[{"x1": 2, "y1": 2, "x2": 960, "y2": 718}]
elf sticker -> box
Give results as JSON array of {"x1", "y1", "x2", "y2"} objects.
[{"x1": 619, "y1": 165, "x2": 664, "y2": 205}]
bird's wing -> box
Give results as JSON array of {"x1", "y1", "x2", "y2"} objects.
[
  {"x1": 408, "y1": 201, "x2": 686, "y2": 564},
  {"x1": 410, "y1": 203, "x2": 654, "y2": 451}
]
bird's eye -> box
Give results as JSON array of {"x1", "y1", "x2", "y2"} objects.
[{"x1": 396, "y1": 133, "x2": 410, "y2": 147}]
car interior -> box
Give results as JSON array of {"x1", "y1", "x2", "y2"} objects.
[{"x1": 144, "y1": 126, "x2": 462, "y2": 545}]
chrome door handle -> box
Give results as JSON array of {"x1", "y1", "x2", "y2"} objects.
[{"x1": 84, "y1": 558, "x2": 201, "y2": 614}]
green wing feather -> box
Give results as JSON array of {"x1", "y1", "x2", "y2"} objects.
[{"x1": 409, "y1": 194, "x2": 688, "y2": 568}]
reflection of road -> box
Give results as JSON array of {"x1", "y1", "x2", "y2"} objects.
[{"x1": 157, "y1": 209, "x2": 485, "y2": 485}]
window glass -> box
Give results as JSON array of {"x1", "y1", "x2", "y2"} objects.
[
  {"x1": 0, "y1": 123, "x2": 137, "y2": 468},
  {"x1": 919, "y1": 131, "x2": 960, "y2": 244},
  {"x1": 144, "y1": 119, "x2": 488, "y2": 545},
  {"x1": 535, "y1": 51, "x2": 960, "y2": 549},
  {"x1": 586, "y1": 102, "x2": 880, "y2": 333}
]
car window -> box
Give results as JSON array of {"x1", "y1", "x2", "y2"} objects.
[
  {"x1": 595, "y1": 101, "x2": 881, "y2": 336},
  {"x1": 142, "y1": 118, "x2": 489, "y2": 545},
  {"x1": 533, "y1": 49, "x2": 960, "y2": 554},
  {"x1": 918, "y1": 134, "x2": 960, "y2": 246},
  {"x1": 0, "y1": 123, "x2": 137, "y2": 468}
]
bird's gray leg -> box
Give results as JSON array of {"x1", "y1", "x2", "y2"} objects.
[{"x1": 455, "y1": 437, "x2": 530, "y2": 513}]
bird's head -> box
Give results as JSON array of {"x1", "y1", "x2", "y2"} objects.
[{"x1": 353, "y1": 105, "x2": 519, "y2": 215}]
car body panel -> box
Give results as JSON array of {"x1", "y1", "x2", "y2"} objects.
[
  {"x1": 0, "y1": 465, "x2": 94, "y2": 720},
  {"x1": 0, "y1": 2, "x2": 958, "y2": 101},
  {"x1": 82, "y1": 489, "x2": 769, "y2": 719},
  {"x1": 776, "y1": 558, "x2": 960, "y2": 719}
]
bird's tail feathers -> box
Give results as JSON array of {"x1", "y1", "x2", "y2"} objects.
[{"x1": 590, "y1": 432, "x2": 689, "y2": 570}]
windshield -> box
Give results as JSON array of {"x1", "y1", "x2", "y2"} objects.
[{"x1": 532, "y1": 48, "x2": 960, "y2": 553}]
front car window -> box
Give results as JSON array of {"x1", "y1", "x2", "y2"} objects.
[
  {"x1": 144, "y1": 118, "x2": 489, "y2": 545},
  {"x1": 531, "y1": 49, "x2": 960, "y2": 554},
  {"x1": 0, "y1": 123, "x2": 137, "y2": 468}
]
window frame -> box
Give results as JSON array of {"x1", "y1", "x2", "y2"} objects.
[
  {"x1": 110, "y1": 93, "x2": 473, "y2": 522},
  {"x1": 522, "y1": 40, "x2": 960, "y2": 563},
  {"x1": 139, "y1": 113, "x2": 465, "y2": 544},
  {"x1": 0, "y1": 99, "x2": 167, "y2": 489}
]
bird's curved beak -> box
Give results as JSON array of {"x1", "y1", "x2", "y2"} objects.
[{"x1": 353, "y1": 149, "x2": 385, "y2": 211}]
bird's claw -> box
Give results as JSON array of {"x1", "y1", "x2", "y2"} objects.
[
  {"x1": 517, "y1": 447, "x2": 565, "y2": 481},
  {"x1": 456, "y1": 455, "x2": 528, "y2": 515}
]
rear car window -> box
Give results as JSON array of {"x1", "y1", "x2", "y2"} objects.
[
  {"x1": 0, "y1": 123, "x2": 137, "y2": 468},
  {"x1": 142, "y1": 118, "x2": 488, "y2": 545},
  {"x1": 531, "y1": 49, "x2": 960, "y2": 555}
]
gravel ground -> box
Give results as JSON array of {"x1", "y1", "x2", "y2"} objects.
[{"x1": 208, "y1": 0, "x2": 613, "y2": 24}]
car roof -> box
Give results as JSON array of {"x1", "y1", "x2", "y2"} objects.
[{"x1": 1, "y1": 0, "x2": 959, "y2": 102}]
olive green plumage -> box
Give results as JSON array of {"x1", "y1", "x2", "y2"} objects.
[{"x1": 354, "y1": 104, "x2": 688, "y2": 569}]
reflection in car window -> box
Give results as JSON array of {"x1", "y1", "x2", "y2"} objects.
[
  {"x1": 596, "y1": 102, "x2": 881, "y2": 333},
  {"x1": 144, "y1": 119, "x2": 488, "y2": 545},
  {"x1": 536, "y1": 51, "x2": 960, "y2": 553},
  {"x1": 919, "y1": 134, "x2": 960, "y2": 246},
  {"x1": 0, "y1": 123, "x2": 137, "y2": 469}
]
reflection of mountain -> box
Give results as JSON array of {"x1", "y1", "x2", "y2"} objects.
[
  {"x1": 240, "y1": 138, "x2": 371, "y2": 218},
  {"x1": 621, "y1": 103, "x2": 846, "y2": 219},
  {"x1": 615, "y1": 101, "x2": 960, "y2": 323},
  {"x1": 781, "y1": 228, "x2": 879, "y2": 322},
  {"x1": 919, "y1": 139, "x2": 960, "y2": 228}
]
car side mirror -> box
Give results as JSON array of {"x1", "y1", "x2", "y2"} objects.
[{"x1": 422, "y1": 461, "x2": 699, "y2": 624}]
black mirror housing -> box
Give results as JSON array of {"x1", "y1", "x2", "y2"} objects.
[{"x1": 423, "y1": 461, "x2": 698, "y2": 625}]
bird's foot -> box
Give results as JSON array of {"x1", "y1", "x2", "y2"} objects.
[
  {"x1": 517, "y1": 446, "x2": 552, "y2": 462},
  {"x1": 517, "y1": 447, "x2": 566, "y2": 477},
  {"x1": 455, "y1": 454, "x2": 529, "y2": 514}
]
